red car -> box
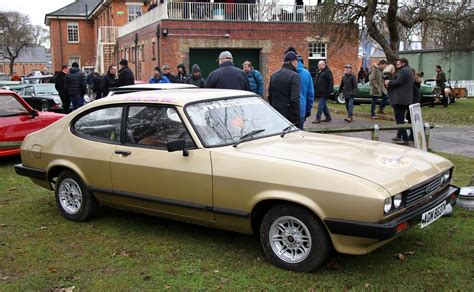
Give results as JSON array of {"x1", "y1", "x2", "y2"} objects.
[{"x1": 0, "y1": 90, "x2": 64, "y2": 157}]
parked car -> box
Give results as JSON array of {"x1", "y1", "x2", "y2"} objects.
[
  {"x1": 15, "y1": 89, "x2": 459, "y2": 272},
  {"x1": 21, "y1": 75, "x2": 55, "y2": 84},
  {"x1": 0, "y1": 90, "x2": 64, "y2": 157},
  {"x1": 7, "y1": 84, "x2": 63, "y2": 112},
  {"x1": 332, "y1": 81, "x2": 441, "y2": 106},
  {"x1": 424, "y1": 79, "x2": 456, "y2": 104},
  {"x1": 106, "y1": 83, "x2": 197, "y2": 97}
]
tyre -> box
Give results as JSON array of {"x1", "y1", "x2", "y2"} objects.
[
  {"x1": 260, "y1": 204, "x2": 331, "y2": 272},
  {"x1": 40, "y1": 102, "x2": 49, "y2": 112},
  {"x1": 55, "y1": 170, "x2": 98, "y2": 221},
  {"x1": 335, "y1": 91, "x2": 345, "y2": 104}
]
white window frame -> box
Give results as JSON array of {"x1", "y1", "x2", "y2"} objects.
[
  {"x1": 67, "y1": 22, "x2": 80, "y2": 43},
  {"x1": 68, "y1": 57, "x2": 81, "y2": 68},
  {"x1": 309, "y1": 43, "x2": 327, "y2": 60},
  {"x1": 127, "y1": 5, "x2": 142, "y2": 22}
]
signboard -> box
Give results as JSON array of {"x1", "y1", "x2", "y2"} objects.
[
  {"x1": 117, "y1": 11, "x2": 124, "y2": 15},
  {"x1": 409, "y1": 103, "x2": 427, "y2": 151}
]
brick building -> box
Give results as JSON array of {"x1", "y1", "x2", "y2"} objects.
[
  {"x1": 1, "y1": 46, "x2": 48, "y2": 76},
  {"x1": 47, "y1": 1, "x2": 358, "y2": 92}
]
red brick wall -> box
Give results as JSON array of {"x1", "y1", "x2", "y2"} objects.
[
  {"x1": 117, "y1": 20, "x2": 359, "y2": 91},
  {"x1": 49, "y1": 19, "x2": 97, "y2": 72},
  {"x1": 11, "y1": 63, "x2": 48, "y2": 76}
]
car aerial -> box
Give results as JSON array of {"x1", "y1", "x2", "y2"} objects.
[
  {"x1": 106, "y1": 83, "x2": 197, "y2": 97},
  {"x1": 332, "y1": 81, "x2": 441, "y2": 106},
  {"x1": 7, "y1": 84, "x2": 63, "y2": 112},
  {"x1": 0, "y1": 90, "x2": 64, "y2": 157},
  {"x1": 15, "y1": 89, "x2": 459, "y2": 272}
]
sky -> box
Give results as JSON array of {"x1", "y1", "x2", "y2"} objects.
[{"x1": 0, "y1": 0, "x2": 75, "y2": 28}]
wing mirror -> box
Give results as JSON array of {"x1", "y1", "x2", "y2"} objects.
[
  {"x1": 31, "y1": 109, "x2": 38, "y2": 119},
  {"x1": 167, "y1": 139, "x2": 189, "y2": 157}
]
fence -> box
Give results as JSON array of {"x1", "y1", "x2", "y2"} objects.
[
  {"x1": 451, "y1": 80, "x2": 474, "y2": 97},
  {"x1": 305, "y1": 123, "x2": 435, "y2": 149}
]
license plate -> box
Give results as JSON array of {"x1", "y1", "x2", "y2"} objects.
[{"x1": 420, "y1": 201, "x2": 446, "y2": 228}]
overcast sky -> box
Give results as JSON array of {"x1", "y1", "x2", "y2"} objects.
[{"x1": 0, "y1": 0, "x2": 75, "y2": 28}]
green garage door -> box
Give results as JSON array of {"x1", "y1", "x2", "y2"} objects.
[{"x1": 189, "y1": 49, "x2": 260, "y2": 80}]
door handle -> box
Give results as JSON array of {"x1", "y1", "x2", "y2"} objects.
[{"x1": 115, "y1": 150, "x2": 131, "y2": 156}]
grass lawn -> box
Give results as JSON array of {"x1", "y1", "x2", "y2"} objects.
[
  {"x1": 329, "y1": 98, "x2": 474, "y2": 126},
  {"x1": 1, "y1": 153, "x2": 473, "y2": 290}
]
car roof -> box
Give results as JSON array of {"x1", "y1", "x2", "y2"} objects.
[
  {"x1": 113, "y1": 83, "x2": 197, "y2": 91},
  {"x1": 95, "y1": 89, "x2": 255, "y2": 107}
]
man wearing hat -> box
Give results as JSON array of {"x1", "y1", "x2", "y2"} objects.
[
  {"x1": 64, "y1": 62, "x2": 86, "y2": 111},
  {"x1": 117, "y1": 59, "x2": 135, "y2": 87},
  {"x1": 268, "y1": 51, "x2": 301, "y2": 128},
  {"x1": 205, "y1": 51, "x2": 250, "y2": 90},
  {"x1": 162, "y1": 64, "x2": 175, "y2": 83},
  {"x1": 339, "y1": 64, "x2": 358, "y2": 122}
]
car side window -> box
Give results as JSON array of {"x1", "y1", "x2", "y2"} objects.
[
  {"x1": 0, "y1": 94, "x2": 29, "y2": 116},
  {"x1": 126, "y1": 106, "x2": 195, "y2": 150},
  {"x1": 24, "y1": 87, "x2": 34, "y2": 96},
  {"x1": 73, "y1": 107, "x2": 123, "y2": 143}
]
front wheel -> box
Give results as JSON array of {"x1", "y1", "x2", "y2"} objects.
[
  {"x1": 55, "y1": 170, "x2": 98, "y2": 221},
  {"x1": 335, "y1": 91, "x2": 346, "y2": 104},
  {"x1": 260, "y1": 204, "x2": 331, "y2": 272},
  {"x1": 40, "y1": 102, "x2": 49, "y2": 112}
]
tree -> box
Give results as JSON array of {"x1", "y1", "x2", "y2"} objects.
[
  {"x1": 310, "y1": 0, "x2": 474, "y2": 64},
  {"x1": 32, "y1": 25, "x2": 49, "y2": 47},
  {"x1": 0, "y1": 12, "x2": 34, "y2": 74}
]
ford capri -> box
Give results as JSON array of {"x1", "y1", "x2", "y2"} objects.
[{"x1": 15, "y1": 89, "x2": 459, "y2": 272}]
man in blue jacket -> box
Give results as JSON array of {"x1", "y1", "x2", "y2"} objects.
[
  {"x1": 149, "y1": 66, "x2": 170, "y2": 84},
  {"x1": 242, "y1": 60, "x2": 264, "y2": 96}
]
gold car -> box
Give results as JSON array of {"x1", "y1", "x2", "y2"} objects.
[{"x1": 15, "y1": 89, "x2": 459, "y2": 272}]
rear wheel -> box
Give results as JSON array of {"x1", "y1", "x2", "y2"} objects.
[
  {"x1": 260, "y1": 204, "x2": 331, "y2": 272},
  {"x1": 335, "y1": 91, "x2": 345, "y2": 104},
  {"x1": 55, "y1": 170, "x2": 98, "y2": 221},
  {"x1": 40, "y1": 102, "x2": 49, "y2": 112}
]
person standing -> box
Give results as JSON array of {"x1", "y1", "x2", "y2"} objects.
[
  {"x1": 117, "y1": 59, "x2": 135, "y2": 87},
  {"x1": 339, "y1": 64, "x2": 358, "y2": 122},
  {"x1": 64, "y1": 62, "x2": 87, "y2": 111},
  {"x1": 357, "y1": 67, "x2": 366, "y2": 83},
  {"x1": 162, "y1": 64, "x2": 175, "y2": 83},
  {"x1": 268, "y1": 51, "x2": 301, "y2": 128},
  {"x1": 377, "y1": 60, "x2": 389, "y2": 114},
  {"x1": 86, "y1": 71, "x2": 95, "y2": 100},
  {"x1": 149, "y1": 66, "x2": 171, "y2": 83},
  {"x1": 205, "y1": 51, "x2": 250, "y2": 90},
  {"x1": 312, "y1": 60, "x2": 333, "y2": 123},
  {"x1": 435, "y1": 65, "x2": 448, "y2": 107},
  {"x1": 242, "y1": 60, "x2": 264, "y2": 96},
  {"x1": 385, "y1": 58, "x2": 414, "y2": 145},
  {"x1": 185, "y1": 64, "x2": 206, "y2": 88},
  {"x1": 10, "y1": 72, "x2": 21, "y2": 81},
  {"x1": 101, "y1": 65, "x2": 118, "y2": 97},
  {"x1": 92, "y1": 72, "x2": 103, "y2": 99},
  {"x1": 369, "y1": 62, "x2": 383, "y2": 119},
  {"x1": 175, "y1": 64, "x2": 189, "y2": 83},
  {"x1": 54, "y1": 65, "x2": 70, "y2": 113}
]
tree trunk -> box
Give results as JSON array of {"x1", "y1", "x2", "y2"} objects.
[{"x1": 9, "y1": 59, "x2": 14, "y2": 76}]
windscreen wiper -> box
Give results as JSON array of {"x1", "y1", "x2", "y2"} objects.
[
  {"x1": 233, "y1": 129, "x2": 266, "y2": 147},
  {"x1": 280, "y1": 124, "x2": 297, "y2": 137}
]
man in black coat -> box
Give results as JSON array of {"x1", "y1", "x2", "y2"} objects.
[
  {"x1": 205, "y1": 51, "x2": 250, "y2": 91},
  {"x1": 117, "y1": 59, "x2": 135, "y2": 87},
  {"x1": 268, "y1": 51, "x2": 301, "y2": 128},
  {"x1": 386, "y1": 58, "x2": 414, "y2": 145},
  {"x1": 64, "y1": 62, "x2": 87, "y2": 111},
  {"x1": 54, "y1": 65, "x2": 70, "y2": 114},
  {"x1": 101, "y1": 65, "x2": 118, "y2": 97},
  {"x1": 313, "y1": 60, "x2": 333, "y2": 123}
]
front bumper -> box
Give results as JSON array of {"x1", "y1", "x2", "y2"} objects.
[{"x1": 324, "y1": 185, "x2": 460, "y2": 240}]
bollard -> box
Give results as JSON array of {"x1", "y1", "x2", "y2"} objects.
[
  {"x1": 424, "y1": 123, "x2": 431, "y2": 149},
  {"x1": 371, "y1": 124, "x2": 380, "y2": 141}
]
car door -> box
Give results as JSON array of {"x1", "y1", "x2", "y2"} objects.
[
  {"x1": 109, "y1": 104, "x2": 214, "y2": 221},
  {"x1": 0, "y1": 93, "x2": 37, "y2": 148}
]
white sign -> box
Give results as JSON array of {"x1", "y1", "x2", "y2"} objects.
[{"x1": 409, "y1": 103, "x2": 427, "y2": 151}]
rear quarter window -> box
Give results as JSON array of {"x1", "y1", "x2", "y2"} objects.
[{"x1": 72, "y1": 106, "x2": 123, "y2": 143}]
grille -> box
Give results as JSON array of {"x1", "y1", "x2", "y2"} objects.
[{"x1": 405, "y1": 174, "x2": 446, "y2": 206}]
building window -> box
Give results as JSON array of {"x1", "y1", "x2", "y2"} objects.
[
  {"x1": 69, "y1": 57, "x2": 81, "y2": 67},
  {"x1": 128, "y1": 5, "x2": 142, "y2": 22},
  {"x1": 67, "y1": 22, "x2": 79, "y2": 43},
  {"x1": 309, "y1": 43, "x2": 327, "y2": 59}
]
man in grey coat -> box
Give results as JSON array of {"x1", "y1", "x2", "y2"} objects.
[{"x1": 386, "y1": 58, "x2": 414, "y2": 145}]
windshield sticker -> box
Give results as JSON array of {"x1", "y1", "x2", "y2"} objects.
[
  {"x1": 376, "y1": 155, "x2": 412, "y2": 168},
  {"x1": 196, "y1": 98, "x2": 261, "y2": 112},
  {"x1": 120, "y1": 96, "x2": 177, "y2": 103}
]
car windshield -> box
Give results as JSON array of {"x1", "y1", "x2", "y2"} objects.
[
  {"x1": 186, "y1": 96, "x2": 294, "y2": 147},
  {"x1": 0, "y1": 94, "x2": 29, "y2": 117},
  {"x1": 36, "y1": 84, "x2": 58, "y2": 95}
]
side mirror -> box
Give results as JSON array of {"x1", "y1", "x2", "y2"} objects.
[
  {"x1": 31, "y1": 109, "x2": 38, "y2": 119},
  {"x1": 167, "y1": 139, "x2": 189, "y2": 157}
]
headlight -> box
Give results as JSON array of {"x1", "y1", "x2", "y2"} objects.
[
  {"x1": 393, "y1": 194, "x2": 402, "y2": 209},
  {"x1": 442, "y1": 170, "x2": 450, "y2": 183},
  {"x1": 384, "y1": 197, "x2": 392, "y2": 214},
  {"x1": 53, "y1": 96, "x2": 62, "y2": 104}
]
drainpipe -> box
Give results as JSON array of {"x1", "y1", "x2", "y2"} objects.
[
  {"x1": 156, "y1": 24, "x2": 161, "y2": 66},
  {"x1": 134, "y1": 33, "x2": 138, "y2": 78},
  {"x1": 58, "y1": 17, "x2": 64, "y2": 68}
]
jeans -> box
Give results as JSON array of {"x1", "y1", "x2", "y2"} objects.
[
  {"x1": 345, "y1": 96, "x2": 354, "y2": 117},
  {"x1": 370, "y1": 96, "x2": 379, "y2": 117},
  {"x1": 393, "y1": 104, "x2": 409, "y2": 141},
  {"x1": 71, "y1": 95, "x2": 85, "y2": 111},
  {"x1": 316, "y1": 97, "x2": 331, "y2": 121},
  {"x1": 379, "y1": 93, "x2": 388, "y2": 111}
]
